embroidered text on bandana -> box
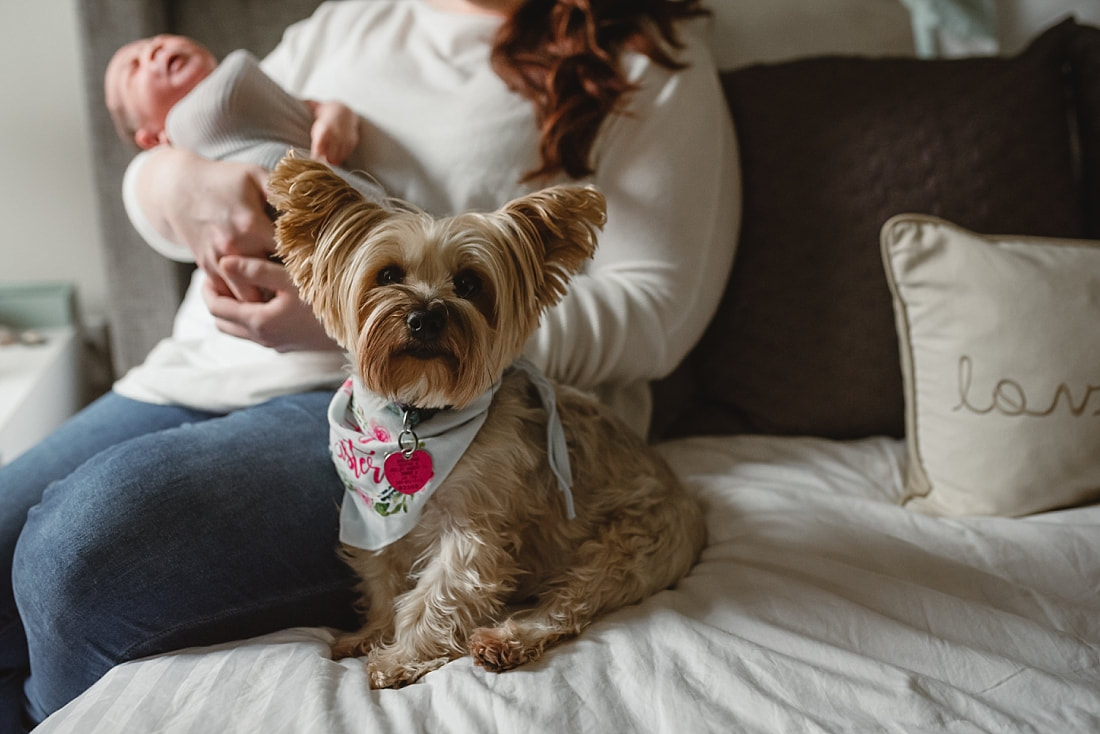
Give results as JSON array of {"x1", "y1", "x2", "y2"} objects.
[
  {"x1": 329, "y1": 377, "x2": 492, "y2": 550},
  {"x1": 328, "y1": 359, "x2": 575, "y2": 551}
]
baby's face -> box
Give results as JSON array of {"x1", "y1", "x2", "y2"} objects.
[{"x1": 105, "y1": 35, "x2": 217, "y2": 148}]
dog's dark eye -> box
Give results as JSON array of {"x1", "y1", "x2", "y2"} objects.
[
  {"x1": 453, "y1": 270, "x2": 482, "y2": 300},
  {"x1": 376, "y1": 265, "x2": 405, "y2": 286}
]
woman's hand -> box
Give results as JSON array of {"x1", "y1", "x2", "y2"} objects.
[
  {"x1": 203, "y1": 256, "x2": 342, "y2": 353},
  {"x1": 137, "y1": 147, "x2": 275, "y2": 299},
  {"x1": 306, "y1": 100, "x2": 360, "y2": 166}
]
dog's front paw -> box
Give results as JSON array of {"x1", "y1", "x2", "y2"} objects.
[
  {"x1": 366, "y1": 647, "x2": 449, "y2": 689},
  {"x1": 468, "y1": 625, "x2": 537, "y2": 672}
]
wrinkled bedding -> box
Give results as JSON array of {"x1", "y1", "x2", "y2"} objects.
[{"x1": 39, "y1": 435, "x2": 1100, "y2": 733}]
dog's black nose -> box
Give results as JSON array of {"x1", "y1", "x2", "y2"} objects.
[{"x1": 406, "y1": 309, "x2": 445, "y2": 340}]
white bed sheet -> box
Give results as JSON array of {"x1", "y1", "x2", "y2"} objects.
[{"x1": 39, "y1": 435, "x2": 1100, "y2": 733}]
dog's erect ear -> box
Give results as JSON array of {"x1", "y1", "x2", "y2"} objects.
[
  {"x1": 501, "y1": 185, "x2": 606, "y2": 309},
  {"x1": 268, "y1": 153, "x2": 388, "y2": 306},
  {"x1": 268, "y1": 152, "x2": 368, "y2": 238}
]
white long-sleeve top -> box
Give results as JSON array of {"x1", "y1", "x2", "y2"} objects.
[{"x1": 117, "y1": 0, "x2": 740, "y2": 432}]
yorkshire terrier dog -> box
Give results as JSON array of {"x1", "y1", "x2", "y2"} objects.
[{"x1": 268, "y1": 154, "x2": 705, "y2": 690}]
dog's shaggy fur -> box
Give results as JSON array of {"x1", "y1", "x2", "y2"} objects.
[{"x1": 268, "y1": 154, "x2": 705, "y2": 689}]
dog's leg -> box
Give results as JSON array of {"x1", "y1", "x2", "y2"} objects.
[
  {"x1": 331, "y1": 549, "x2": 406, "y2": 660},
  {"x1": 366, "y1": 529, "x2": 519, "y2": 688},
  {"x1": 468, "y1": 513, "x2": 700, "y2": 673},
  {"x1": 332, "y1": 622, "x2": 390, "y2": 660}
]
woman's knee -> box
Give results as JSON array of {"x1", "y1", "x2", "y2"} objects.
[
  {"x1": 10, "y1": 463, "x2": 144, "y2": 718},
  {"x1": 11, "y1": 432, "x2": 195, "y2": 634},
  {"x1": 12, "y1": 450, "x2": 143, "y2": 646},
  {"x1": 11, "y1": 404, "x2": 349, "y2": 650}
]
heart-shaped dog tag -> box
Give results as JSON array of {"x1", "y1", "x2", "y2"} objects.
[{"x1": 384, "y1": 449, "x2": 434, "y2": 495}]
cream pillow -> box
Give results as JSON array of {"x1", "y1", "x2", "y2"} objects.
[{"x1": 881, "y1": 214, "x2": 1100, "y2": 516}]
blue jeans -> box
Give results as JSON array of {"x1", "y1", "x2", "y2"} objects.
[{"x1": 0, "y1": 391, "x2": 358, "y2": 728}]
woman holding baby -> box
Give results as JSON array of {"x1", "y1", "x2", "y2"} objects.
[{"x1": 0, "y1": 0, "x2": 738, "y2": 728}]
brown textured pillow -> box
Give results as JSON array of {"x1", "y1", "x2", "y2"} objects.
[
  {"x1": 661, "y1": 19, "x2": 1098, "y2": 440},
  {"x1": 1069, "y1": 23, "x2": 1100, "y2": 234}
]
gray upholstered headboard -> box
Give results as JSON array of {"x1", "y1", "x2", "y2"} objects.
[{"x1": 75, "y1": 0, "x2": 326, "y2": 376}]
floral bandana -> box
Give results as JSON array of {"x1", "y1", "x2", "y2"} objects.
[{"x1": 328, "y1": 358, "x2": 575, "y2": 550}]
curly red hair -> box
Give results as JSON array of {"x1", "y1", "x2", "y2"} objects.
[{"x1": 491, "y1": 0, "x2": 711, "y2": 181}]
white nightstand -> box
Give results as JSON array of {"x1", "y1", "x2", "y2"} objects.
[{"x1": 0, "y1": 326, "x2": 81, "y2": 466}]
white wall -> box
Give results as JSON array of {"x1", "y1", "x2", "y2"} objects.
[
  {"x1": 0, "y1": 0, "x2": 107, "y2": 333},
  {"x1": 1, "y1": 0, "x2": 1096, "y2": 369}
]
